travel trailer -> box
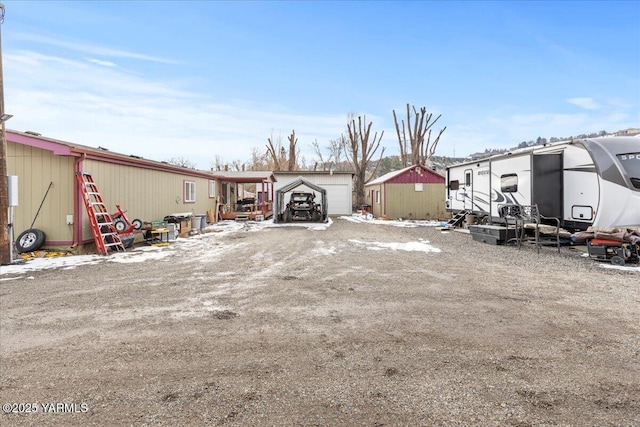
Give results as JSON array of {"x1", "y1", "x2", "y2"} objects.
[{"x1": 446, "y1": 136, "x2": 640, "y2": 231}]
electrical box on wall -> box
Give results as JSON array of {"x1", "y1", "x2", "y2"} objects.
[
  {"x1": 8, "y1": 175, "x2": 18, "y2": 207},
  {"x1": 66, "y1": 215, "x2": 74, "y2": 225}
]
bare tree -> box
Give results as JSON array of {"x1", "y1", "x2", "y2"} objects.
[
  {"x1": 266, "y1": 132, "x2": 284, "y2": 171},
  {"x1": 166, "y1": 156, "x2": 197, "y2": 169},
  {"x1": 287, "y1": 130, "x2": 298, "y2": 171},
  {"x1": 311, "y1": 139, "x2": 328, "y2": 171},
  {"x1": 311, "y1": 136, "x2": 347, "y2": 172},
  {"x1": 344, "y1": 115, "x2": 385, "y2": 208},
  {"x1": 248, "y1": 147, "x2": 269, "y2": 170},
  {"x1": 211, "y1": 155, "x2": 225, "y2": 171},
  {"x1": 393, "y1": 103, "x2": 446, "y2": 167},
  {"x1": 328, "y1": 136, "x2": 347, "y2": 170},
  {"x1": 266, "y1": 130, "x2": 299, "y2": 171}
]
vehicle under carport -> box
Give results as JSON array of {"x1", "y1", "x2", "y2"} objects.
[{"x1": 274, "y1": 177, "x2": 328, "y2": 224}]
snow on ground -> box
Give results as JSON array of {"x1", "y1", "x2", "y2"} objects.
[
  {"x1": 349, "y1": 238, "x2": 441, "y2": 253},
  {"x1": 598, "y1": 263, "x2": 640, "y2": 273},
  {"x1": 4, "y1": 215, "x2": 635, "y2": 275},
  {"x1": 580, "y1": 252, "x2": 640, "y2": 272},
  {"x1": 0, "y1": 219, "x2": 334, "y2": 276},
  {"x1": 0, "y1": 245, "x2": 178, "y2": 276},
  {"x1": 340, "y1": 213, "x2": 447, "y2": 228}
]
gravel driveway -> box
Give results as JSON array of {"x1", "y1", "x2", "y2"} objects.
[{"x1": 1, "y1": 217, "x2": 638, "y2": 426}]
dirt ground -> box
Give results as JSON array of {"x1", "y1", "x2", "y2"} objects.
[{"x1": 1, "y1": 218, "x2": 638, "y2": 426}]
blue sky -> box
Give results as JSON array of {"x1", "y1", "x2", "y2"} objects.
[{"x1": 3, "y1": 1, "x2": 639, "y2": 170}]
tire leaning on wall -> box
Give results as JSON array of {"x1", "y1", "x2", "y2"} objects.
[{"x1": 15, "y1": 229, "x2": 46, "y2": 253}]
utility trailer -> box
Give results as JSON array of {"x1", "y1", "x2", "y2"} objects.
[{"x1": 446, "y1": 136, "x2": 640, "y2": 231}]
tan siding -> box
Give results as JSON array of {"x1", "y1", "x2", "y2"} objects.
[
  {"x1": 384, "y1": 183, "x2": 447, "y2": 220},
  {"x1": 364, "y1": 184, "x2": 384, "y2": 217},
  {"x1": 7, "y1": 142, "x2": 75, "y2": 244},
  {"x1": 84, "y1": 160, "x2": 217, "y2": 229}
]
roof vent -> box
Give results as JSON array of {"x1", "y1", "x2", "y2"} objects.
[
  {"x1": 97, "y1": 146, "x2": 109, "y2": 151},
  {"x1": 25, "y1": 130, "x2": 41, "y2": 136}
]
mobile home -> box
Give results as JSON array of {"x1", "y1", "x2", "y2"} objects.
[{"x1": 446, "y1": 136, "x2": 640, "y2": 230}]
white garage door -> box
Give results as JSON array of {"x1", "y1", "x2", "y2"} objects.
[{"x1": 320, "y1": 184, "x2": 351, "y2": 215}]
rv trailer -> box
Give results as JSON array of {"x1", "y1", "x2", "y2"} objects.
[{"x1": 446, "y1": 136, "x2": 640, "y2": 231}]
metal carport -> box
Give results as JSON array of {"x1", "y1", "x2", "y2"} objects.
[{"x1": 273, "y1": 176, "x2": 328, "y2": 223}]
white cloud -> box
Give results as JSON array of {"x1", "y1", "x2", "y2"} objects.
[
  {"x1": 4, "y1": 49, "x2": 349, "y2": 169},
  {"x1": 567, "y1": 97, "x2": 600, "y2": 110},
  {"x1": 86, "y1": 58, "x2": 117, "y2": 67},
  {"x1": 11, "y1": 32, "x2": 179, "y2": 64}
]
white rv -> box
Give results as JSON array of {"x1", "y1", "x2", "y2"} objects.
[{"x1": 446, "y1": 136, "x2": 640, "y2": 230}]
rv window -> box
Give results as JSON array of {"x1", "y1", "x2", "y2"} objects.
[
  {"x1": 617, "y1": 153, "x2": 640, "y2": 189},
  {"x1": 501, "y1": 174, "x2": 518, "y2": 193},
  {"x1": 465, "y1": 172, "x2": 471, "y2": 186},
  {"x1": 449, "y1": 180, "x2": 459, "y2": 190}
]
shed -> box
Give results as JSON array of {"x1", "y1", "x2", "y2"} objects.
[
  {"x1": 273, "y1": 176, "x2": 328, "y2": 223},
  {"x1": 273, "y1": 171, "x2": 354, "y2": 215},
  {"x1": 7, "y1": 130, "x2": 219, "y2": 252},
  {"x1": 364, "y1": 164, "x2": 446, "y2": 220}
]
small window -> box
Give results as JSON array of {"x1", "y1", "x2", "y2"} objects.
[
  {"x1": 415, "y1": 183, "x2": 423, "y2": 192},
  {"x1": 465, "y1": 172, "x2": 472, "y2": 186},
  {"x1": 375, "y1": 190, "x2": 381, "y2": 204},
  {"x1": 501, "y1": 174, "x2": 518, "y2": 193},
  {"x1": 449, "y1": 180, "x2": 460, "y2": 191},
  {"x1": 208, "y1": 180, "x2": 216, "y2": 198},
  {"x1": 184, "y1": 181, "x2": 196, "y2": 203}
]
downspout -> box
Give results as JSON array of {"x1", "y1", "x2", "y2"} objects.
[
  {"x1": 383, "y1": 183, "x2": 387, "y2": 217},
  {"x1": 270, "y1": 181, "x2": 274, "y2": 217},
  {"x1": 71, "y1": 153, "x2": 85, "y2": 248},
  {"x1": 261, "y1": 180, "x2": 266, "y2": 217}
]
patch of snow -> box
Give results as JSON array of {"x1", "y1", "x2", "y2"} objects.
[
  {"x1": 598, "y1": 263, "x2": 640, "y2": 273},
  {"x1": 252, "y1": 217, "x2": 333, "y2": 231},
  {"x1": 108, "y1": 249, "x2": 175, "y2": 264},
  {"x1": 1, "y1": 254, "x2": 103, "y2": 274},
  {"x1": 340, "y1": 213, "x2": 446, "y2": 228},
  {"x1": 349, "y1": 238, "x2": 441, "y2": 253}
]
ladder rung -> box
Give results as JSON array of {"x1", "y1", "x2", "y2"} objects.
[{"x1": 104, "y1": 242, "x2": 124, "y2": 247}]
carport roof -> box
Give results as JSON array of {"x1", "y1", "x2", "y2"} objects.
[
  {"x1": 211, "y1": 171, "x2": 276, "y2": 183},
  {"x1": 276, "y1": 176, "x2": 326, "y2": 194}
]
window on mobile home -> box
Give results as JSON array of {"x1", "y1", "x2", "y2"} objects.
[
  {"x1": 184, "y1": 181, "x2": 196, "y2": 203},
  {"x1": 465, "y1": 172, "x2": 471, "y2": 186},
  {"x1": 501, "y1": 174, "x2": 518, "y2": 193},
  {"x1": 449, "y1": 180, "x2": 459, "y2": 190}
]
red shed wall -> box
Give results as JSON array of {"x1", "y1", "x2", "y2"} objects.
[{"x1": 386, "y1": 166, "x2": 444, "y2": 184}]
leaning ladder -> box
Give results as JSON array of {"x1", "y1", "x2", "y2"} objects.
[
  {"x1": 446, "y1": 209, "x2": 470, "y2": 227},
  {"x1": 76, "y1": 172, "x2": 125, "y2": 255}
]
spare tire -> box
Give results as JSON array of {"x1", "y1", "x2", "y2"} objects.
[{"x1": 16, "y1": 229, "x2": 46, "y2": 253}]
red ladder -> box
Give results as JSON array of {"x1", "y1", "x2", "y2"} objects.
[{"x1": 76, "y1": 172, "x2": 125, "y2": 255}]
